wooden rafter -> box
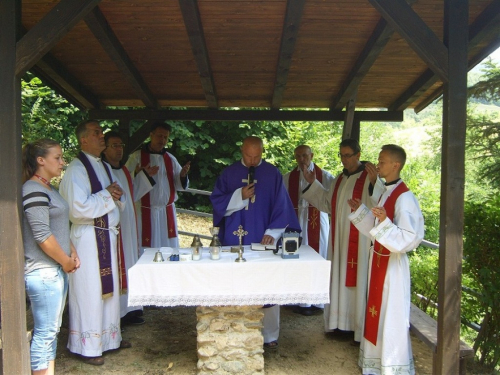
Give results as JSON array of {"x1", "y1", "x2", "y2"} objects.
[
  {"x1": 331, "y1": 18, "x2": 394, "y2": 110},
  {"x1": 88, "y1": 108, "x2": 403, "y2": 122},
  {"x1": 390, "y1": 0, "x2": 500, "y2": 111},
  {"x1": 31, "y1": 53, "x2": 100, "y2": 109},
  {"x1": 271, "y1": 0, "x2": 306, "y2": 109},
  {"x1": 369, "y1": 0, "x2": 449, "y2": 82},
  {"x1": 85, "y1": 6, "x2": 159, "y2": 109},
  {"x1": 16, "y1": 0, "x2": 101, "y2": 77},
  {"x1": 179, "y1": 0, "x2": 217, "y2": 109}
]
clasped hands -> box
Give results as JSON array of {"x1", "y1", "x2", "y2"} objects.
[
  {"x1": 347, "y1": 198, "x2": 387, "y2": 222},
  {"x1": 106, "y1": 182, "x2": 124, "y2": 201}
]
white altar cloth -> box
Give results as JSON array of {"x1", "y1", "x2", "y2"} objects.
[{"x1": 128, "y1": 245, "x2": 330, "y2": 307}]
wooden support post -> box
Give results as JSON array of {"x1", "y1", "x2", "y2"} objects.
[
  {"x1": 118, "y1": 118, "x2": 131, "y2": 161},
  {"x1": 342, "y1": 90, "x2": 357, "y2": 140},
  {"x1": 436, "y1": 0, "x2": 468, "y2": 374},
  {"x1": 0, "y1": 0, "x2": 32, "y2": 373}
]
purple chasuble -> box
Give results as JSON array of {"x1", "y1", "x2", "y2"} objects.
[
  {"x1": 210, "y1": 160, "x2": 301, "y2": 246},
  {"x1": 77, "y1": 152, "x2": 115, "y2": 297}
]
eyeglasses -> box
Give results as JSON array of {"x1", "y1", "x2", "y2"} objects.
[
  {"x1": 338, "y1": 152, "x2": 357, "y2": 159},
  {"x1": 108, "y1": 143, "x2": 125, "y2": 149}
]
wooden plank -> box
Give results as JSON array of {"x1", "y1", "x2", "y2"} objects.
[
  {"x1": 179, "y1": 0, "x2": 218, "y2": 108},
  {"x1": 436, "y1": 0, "x2": 469, "y2": 373},
  {"x1": 31, "y1": 52, "x2": 100, "y2": 109},
  {"x1": 369, "y1": 0, "x2": 449, "y2": 82},
  {"x1": 0, "y1": 0, "x2": 31, "y2": 372},
  {"x1": 85, "y1": 6, "x2": 158, "y2": 109},
  {"x1": 342, "y1": 90, "x2": 357, "y2": 139},
  {"x1": 391, "y1": 0, "x2": 500, "y2": 111},
  {"x1": 16, "y1": 0, "x2": 102, "y2": 77},
  {"x1": 271, "y1": 0, "x2": 306, "y2": 109},
  {"x1": 409, "y1": 304, "x2": 474, "y2": 357},
  {"x1": 331, "y1": 18, "x2": 394, "y2": 110},
  {"x1": 88, "y1": 108, "x2": 404, "y2": 122}
]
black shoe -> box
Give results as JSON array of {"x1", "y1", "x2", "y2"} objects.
[
  {"x1": 127, "y1": 316, "x2": 145, "y2": 325},
  {"x1": 299, "y1": 306, "x2": 323, "y2": 316}
]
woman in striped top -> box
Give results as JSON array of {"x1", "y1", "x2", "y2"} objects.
[{"x1": 22, "y1": 138, "x2": 80, "y2": 375}]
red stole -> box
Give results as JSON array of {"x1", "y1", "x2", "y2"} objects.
[
  {"x1": 364, "y1": 181, "x2": 409, "y2": 346},
  {"x1": 140, "y1": 150, "x2": 177, "y2": 246},
  {"x1": 331, "y1": 169, "x2": 368, "y2": 287},
  {"x1": 288, "y1": 165, "x2": 323, "y2": 253},
  {"x1": 117, "y1": 166, "x2": 135, "y2": 293}
]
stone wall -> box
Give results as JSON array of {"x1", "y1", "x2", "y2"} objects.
[{"x1": 196, "y1": 305, "x2": 265, "y2": 374}]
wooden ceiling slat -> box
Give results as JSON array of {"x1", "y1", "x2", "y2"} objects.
[
  {"x1": 88, "y1": 108, "x2": 403, "y2": 122},
  {"x1": 17, "y1": 0, "x2": 499, "y2": 112},
  {"x1": 16, "y1": 0, "x2": 102, "y2": 77},
  {"x1": 271, "y1": 0, "x2": 307, "y2": 109},
  {"x1": 331, "y1": 18, "x2": 394, "y2": 110},
  {"x1": 31, "y1": 53, "x2": 100, "y2": 109},
  {"x1": 369, "y1": 0, "x2": 449, "y2": 82},
  {"x1": 391, "y1": 0, "x2": 500, "y2": 111},
  {"x1": 179, "y1": 0, "x2": 218, "y2": 109},
  {"x1": 84, "y1": 6, "x2": 159, "y2": 108}
]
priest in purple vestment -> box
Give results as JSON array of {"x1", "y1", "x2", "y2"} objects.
[{"x1": 210, "y1": 136, "x2": 301, "y2": 349}]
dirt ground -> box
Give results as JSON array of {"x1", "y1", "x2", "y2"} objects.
[
  {"x1": 53, "y1": 213, "x2": 436, "y2": 374},
  {"x1": 54, "y1": 305, "x2": 434, "y2": 375}
]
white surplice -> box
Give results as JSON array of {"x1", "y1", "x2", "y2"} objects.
[
  {"x1": 59, "y1": 154, "x2": 124, "y2": 356},
  {"x1": 303, "y1": 167, "x2": 379, "y2": 341},
  {"x1": 125, "y1": 150, "x2": 188, "y2": 248},
  {"x1": 283, "y1": 162, "x2": 334, "y2": 259},
  {"x1": 109, "y1": 166, "x2": 154, "y2": 317},
  {"x1": 349, "y1": 179, "x2": 424, "y2": 375}
]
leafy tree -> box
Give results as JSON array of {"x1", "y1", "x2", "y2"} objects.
[
  {"x1": 21, "y1": 72, "x2": 84, "y2": 160},
  {"x1": 466, "y1": 61, "x2": 500, "y2": 189},
  {"x1": 463, "y1": 196, "x2": 500, "y2": 369}
]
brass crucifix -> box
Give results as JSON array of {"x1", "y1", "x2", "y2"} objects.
[{"x1": 233, "y1": 225, "x2": 248, "y2": 248}]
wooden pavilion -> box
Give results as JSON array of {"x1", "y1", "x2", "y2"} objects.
[{"x1": 1, "y1": 0, "x2": 500, "y2": 373}]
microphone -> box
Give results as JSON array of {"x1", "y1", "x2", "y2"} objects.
[{"x1": 248, "y1": 166, "x2": 255, "y2": 184}]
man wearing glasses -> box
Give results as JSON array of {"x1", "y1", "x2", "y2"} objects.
[
  {"x1": 302, "y1": 138, "x2": 380, "y2": 344},
  {"x1": 102, "y1": 131, "x2": 155, "y2": 326}
]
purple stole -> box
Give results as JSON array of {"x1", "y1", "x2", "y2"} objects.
[{"x1": 77, "y1": 152, "x2": 115, "y2": 298}]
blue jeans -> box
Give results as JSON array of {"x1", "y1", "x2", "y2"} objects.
[{"x1": 25, "y1": 267, "x2": 68, "y2": 371}]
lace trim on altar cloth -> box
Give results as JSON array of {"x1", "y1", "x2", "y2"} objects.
[{"x1": 129, "y1": 293, "x2": 330, "y2": 307}]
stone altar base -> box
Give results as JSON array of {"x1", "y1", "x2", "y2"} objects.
[{"x1": 196, "y1": 305, "x2": 265, "y2": 374}]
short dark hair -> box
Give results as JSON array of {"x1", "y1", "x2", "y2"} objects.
[
  {"x1": 150, "y1": 121, "x2": 172, "y2": 133},
  {"x1": 339, "y1": 138, "x2": 361, "y2": 154},
  {"x1": 104, "y1": 131, "x2": 123, "y2": 145},
  {"x1": 381, "y1": 144, "x2": 407, "y2": 169},
  {"x1": 75, "y1": 119, "x2": 100, "y2": 146}
]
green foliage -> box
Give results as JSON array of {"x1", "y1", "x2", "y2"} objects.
[
  {"x1": 21, "y1": 72, "x2": 84, "y2": 160},
  {"x1": 463, "y1": 196, "x2": 500, "y2": 369},
  {"x1": 409, "y1": 247, "x2": 439, "y2": 316},
  {"x1": 466, "y1": 61, "x2": 500, "y2": 190}
]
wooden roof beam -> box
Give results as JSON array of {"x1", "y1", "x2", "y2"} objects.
[
  {"x1": 30, "y1": 53, "x2": 100, "y2": 109},
  {"x1": 271, "y1": 0, "x2": 306, "y2": 109},
  {"x1": 16, "y1": 0, "x2": 102, "y2": 77},
  {"x1": 391, "y1": 0, "x2": 500, "y2": 111},
  {"x1": 369, "y1": 0, "x2": 449, "y2": 82},
  {"x1": 179, "y1": 0, "x2": 218, "y2": 109},
  {"x1": 331, "y1": 18, "x2": 394, "y2": 110},
  {"x1": 88, "y1": 108, "x2": 403, "y2": 122},
  {"x1": 85, "y1": 6, "x2": 159, "y2": 109},
  {"x1": 414, "y1": 37, "x2": 500, "y2": 113}
]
